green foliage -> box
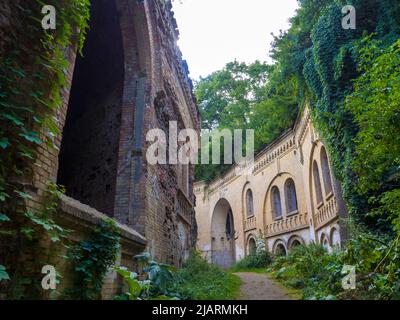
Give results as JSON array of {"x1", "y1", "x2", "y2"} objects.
[
  {"x1": 64, "y1": 219, "x2": 120, "y2": 300},
  {"x1": 231, "y1": 251, "x2": 272, "y2": 271},
  {"x1": 23, "y1": 182, "x2": 68, "y2": 243},
  {"x1": 268, "y1": 244, "x2": 346, "y2": 300},
  {"x1": 0, "y1": 0, "x2": 90, "y2": 298},
  {"x1": 170, "y1": 253, "x2": 241, "y2": 300},
  {"x1": 345, "y1": 38, "x2": 400, "y2": 199},
  {"x1": 269, "y1": 237, "x2": 400, "y2": 300},
  {"x1": 115, "y1": 253, "x2": 178, "y2": 300},
  {"x1": 195, "y1": 61, "x2": 298, "y2": 182}
]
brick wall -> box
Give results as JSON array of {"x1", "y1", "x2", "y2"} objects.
[{"x1": 1, "y1": 0, "x2": 200, "y2": 299}]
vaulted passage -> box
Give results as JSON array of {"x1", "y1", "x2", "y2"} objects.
[
  {"x1": 211, "y1": 198, "x2": 236, "y2": 269},
  {"x1": 57, "y1": 0, "x2": 124, "y2": 216}
]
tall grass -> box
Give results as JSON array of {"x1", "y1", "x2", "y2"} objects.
[{"x1": 171, "y1": 253, "x2": 241, "y2": 300}]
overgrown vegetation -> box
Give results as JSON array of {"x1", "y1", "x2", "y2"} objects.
[
  {"x1": 114, "y1": 252, "x2": 241, "y2": 301},
  {"x1": 196, "y1": 0, "x2": 400, "y2": 299},
  {"x1": 64, "y1": 219, "x2": 120, "y2": 300},
  {"x1": 268, "y1": 245, "x2": 345, "y2": 300},
  {"x1": 269, "y1": 240, "x2": 400, "y2": 300},
  {"x1": 115, "y1": 252, "x2": 177, "y2": 300},
  {"x1": 171, "y1": 253, "x2": 241, "y2": 300},
  {"x1": 0, "y1": 0, "x2": 90, "y2": 298},
  {"x1": 231, "y1": 251, "x2": 272, "y2": 272}
]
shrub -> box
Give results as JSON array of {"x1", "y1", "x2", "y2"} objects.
[
  {"x1": 232, "y1": 251, "x2": 272, "y2": 271},
  {"x1": 268, "y1": 244, "x2": 345, "y2": 300}
]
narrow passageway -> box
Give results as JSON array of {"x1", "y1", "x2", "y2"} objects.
[{"x1": 234, "y1": 272, "x2": 297, "y2": 300}]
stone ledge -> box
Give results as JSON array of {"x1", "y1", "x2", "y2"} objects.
[{"x1": 59, "y1": 194, "x2": 146, "y2": 246}]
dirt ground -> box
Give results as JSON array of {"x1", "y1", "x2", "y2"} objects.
[{"x1": 234, "y1": 272, "x2": 299, "y2": 300}]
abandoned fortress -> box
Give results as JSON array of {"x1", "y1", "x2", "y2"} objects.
[
  {"x1": 0, "y1": 0, "x2": 348, "y2": 299},
  {"x1": 195, "y1": 106, "x2": 348, "y2": 268}
]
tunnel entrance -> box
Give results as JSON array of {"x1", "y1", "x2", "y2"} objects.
[
  {"x1": 211, "y1": 199, "x2": 236, "y2": 269},
  {"x1": 57, "y1": 0, "x2": 124, "y2": 216}
]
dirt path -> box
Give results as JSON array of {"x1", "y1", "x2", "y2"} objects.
[{"x1": 234, "y1": 272, "x2": 297, "y2": 300}]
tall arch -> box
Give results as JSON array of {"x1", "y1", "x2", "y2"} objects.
[
  {"x1": 58, "y1": 0, "x2": 125, "y2": 215},
  {"x1": 211, "y1": 198, "x2": 236, "y2": 268}
]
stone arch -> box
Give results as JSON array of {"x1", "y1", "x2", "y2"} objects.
[
  {"x1": 288, "y1": 235, "x2": 305, "y2": 249},
  {"x1": 272, "y1": 239, "x2": 287, "y2": 256},
  {"x1": 211, "y1": 198, "x2": 236, "y2": 269}
]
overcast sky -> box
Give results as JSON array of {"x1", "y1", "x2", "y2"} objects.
[{"x1": 172, "y1": 0, "x2": 299, "y2": 80}]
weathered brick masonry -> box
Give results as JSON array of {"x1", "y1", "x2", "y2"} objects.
[{"x1": 0, "y1": 0, "x2": 200, "y2": 298}]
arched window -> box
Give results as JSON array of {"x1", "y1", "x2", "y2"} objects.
[
  {"x1": 226, "y1": 209, "x2": 235, "y2": 240},
  {"x1": 320, "y1": 147, "x2": 333, "y2": 196},
  {"x1": 246, "y1": 189, "x2": 254, "y2": 217},
  {"x1": 271, "y1": 186, "x2": 282, "y2": 219},
  {"x1": 275, "y1": 243, "x2": 287, "y2": 256},
  {"x1": 313, "y1": 161, "x2": 323, "y2": 205},
  {"x1": 321, "y1": 234, "x2": 330, "y2": 251},
  {"x1": 248, "y1": 238, "x2": 257, "y2": 256},
  {"x1": 284, "y1": 178, "x2": 298, "y2": 214}
]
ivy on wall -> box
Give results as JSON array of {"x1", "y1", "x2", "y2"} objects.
[
  {"x1": 64, "y1": 219, "x2": 121, "y2": 300},
  {"x1": 300, "y1": 0, "x2": 400, "y2": 229},
  {"x1": 0, "y1": 0, "x2": 90, "y2": 297}
]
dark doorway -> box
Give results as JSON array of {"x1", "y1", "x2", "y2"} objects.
[{"x1": 57, "y1": 0, "x2": 124, "y2": 216}]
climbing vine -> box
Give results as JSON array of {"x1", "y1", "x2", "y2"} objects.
[
  {"x1": 0, "y1": 0, "x2": 90, "y2": 297},
  {"x1": 64, "y1": 219, "x2": 120, "y2": 300}
]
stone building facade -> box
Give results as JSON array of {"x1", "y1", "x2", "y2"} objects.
[
  {"x1": 194, "y1": 107, "x2": 348, "y2": 268},
  {"x1": 1, "y1": 0, "x2": 199, "y2": 298}
]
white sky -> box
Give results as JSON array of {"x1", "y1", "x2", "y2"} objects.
[{"x1": 172, "y1": 0, "x2": 299, "y2": 80}]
